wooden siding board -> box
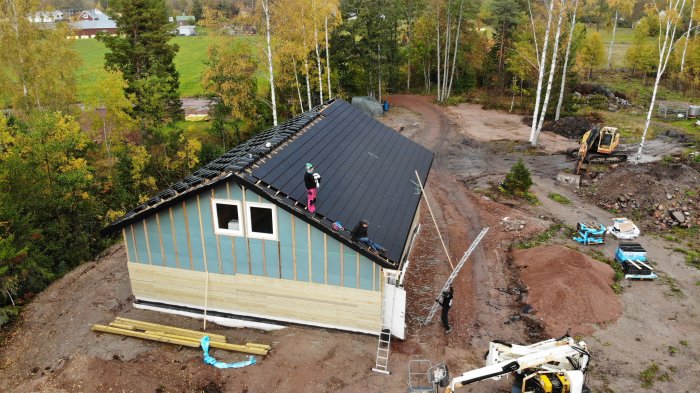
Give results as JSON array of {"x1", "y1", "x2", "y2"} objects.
[{"x1": 128, "y1": 263, "x2": 381, "y2": 332}]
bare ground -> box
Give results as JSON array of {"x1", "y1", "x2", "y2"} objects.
[{"x1": 1, "y1": 95, "x2": 698, "y2": 392}]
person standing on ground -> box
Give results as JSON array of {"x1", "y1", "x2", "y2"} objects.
[
  {"x1": 436, "y1": 286, "x2": 454, "y2": 334},
  {"x1": 351, "y1": 220, "x2": 387, "y2": 255},
  {"x1": 304, "y1": 163, "x2": 321, "y2": 213}
]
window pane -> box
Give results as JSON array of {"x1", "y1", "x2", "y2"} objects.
[
  {"x1": 250, "y1": 207, "x2": 273, "y2": 234},
  {"x1": 216, "y1": 203, "x2": 240, "y2": 231}
]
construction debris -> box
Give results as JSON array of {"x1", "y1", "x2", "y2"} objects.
[
  {"x1": 607, "y1": 217, "x2": 640, "y2": 240},
  {"x1": 615, "y1": 243, "x2": 657, "y2": 280},
  {"x1": 92, "y1": 317, "x2": 271, "y2": 356},
  {"x1": 573, "y1": 223, "x2": 606, "y2": 245}
]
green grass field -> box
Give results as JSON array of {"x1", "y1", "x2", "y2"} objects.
[
  {"x1": 591, "y1": 24, "x2": 634, "y2": 69},
  {"x1": 72, "y1": 32, "x2": 246, "y2": 101}
]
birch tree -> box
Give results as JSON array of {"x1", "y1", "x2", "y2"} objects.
[
  {"x1": 532, "y1": 0, "x2": 566, "y2": 146},
  {"x1": 435, "y1": 0, "x2": 469, "y2": 102},
  {"x1": 637, "y1": 0, "x2": 688, "y2": 161},
  {"x1": 606, "y1": 0, "x2": 635, "y2": 69},
  {"x1": 261, "y1": 0, "x2": 278, "y2": 126},
  {"x1": 680, "y1": 0, "x2": 697, "y2": 72},
  {"x1": 529, "y1": 0, "x2": 555, "y2": 144},
  {"x1": 555, "y1": 0, "x2": 580, "y2": 121},
  {"x1": 0, "y1": 0, "x2": 78, "y2": 114}
]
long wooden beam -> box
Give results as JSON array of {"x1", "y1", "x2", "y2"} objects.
[
  {"x1": 92, "y1": 324, "x2": 269, "y2": 355},
  {"x1": 114, "y1": 317, "x2": 227, "y2": 341}
]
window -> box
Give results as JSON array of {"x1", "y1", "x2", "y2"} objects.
[
  {"x1": 212, "y1": 199, "x2": 243, "y2": 236},
  {"x1": 245, "y1": 202, "x2": 278, "y2": 240}
]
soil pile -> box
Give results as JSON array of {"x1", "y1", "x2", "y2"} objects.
[
  {"x1": 512, "y1": 245, "x2": 622, "y2": 336},
  {"x1": 541, "y1": 113, "x2": 604, "y2": 139},
  {"x1": 578, "y1": 162, "x2": 700, "y2": 231}
]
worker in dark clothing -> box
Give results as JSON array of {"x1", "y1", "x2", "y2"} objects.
[
  {"x1": 304, "y1": 163, "x2": 321, "y2": 213},
  {"x1": 436, "y1": 286, "x2": 454, "y2": 334},
  {"x1": 351, "y1": 220, "x2": 387, "y2": 255}
]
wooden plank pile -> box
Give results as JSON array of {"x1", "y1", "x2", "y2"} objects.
[{"x1": 92, "y1": 317, "x2": 271, "y2": 356}]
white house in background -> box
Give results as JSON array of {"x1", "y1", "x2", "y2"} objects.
[
  {"x1": 177, "y1": 25, "x2": 196, "y2": 36},
  {"x1": 28, "y1": 10, "x2": 65, "y2": 23}
]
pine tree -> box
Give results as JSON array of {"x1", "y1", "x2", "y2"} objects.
[
  {"x1": 99, "y1": 0, "x2": 183, "y2": 128},
  {"x1": 502, "y1": 159, "x2": 533, "y2": 196}
]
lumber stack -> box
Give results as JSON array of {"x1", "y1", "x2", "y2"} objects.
[{"x1": 92, "y1": 317, "x2": 271, "y2": 356}]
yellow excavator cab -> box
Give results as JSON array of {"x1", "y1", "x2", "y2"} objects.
[
  {"x1": 575, "y1": 126, "x2": 626, "y2": 175},
  {"x1": 597, "y1": 126, "x2": 620, "y2": 154}
]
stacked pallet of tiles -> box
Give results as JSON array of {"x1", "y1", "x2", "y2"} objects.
[{"x1": 92, "y1": 317, "x2": 270, "y2": 356}]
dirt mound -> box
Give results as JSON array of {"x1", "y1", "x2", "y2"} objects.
[
  {"x1": 541, "y1": 113, "x2": 604, "y2": 139},
  {"x1": 578, "y1": 162, "x2": 700, "y2": 231},
  {"x1": 512, "y1": 245, "x2": 622, "y2": 336}
]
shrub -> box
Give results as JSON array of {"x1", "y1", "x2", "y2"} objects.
[{"x1": 501, "y1": 159, "x2": 533, "y2": 196}]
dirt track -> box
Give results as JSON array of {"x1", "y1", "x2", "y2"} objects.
[{"x1": 1, "y1": 95, "x2": 699, "y2": 392}]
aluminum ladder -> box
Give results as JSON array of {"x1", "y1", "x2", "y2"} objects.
[
  {"x1": 372, "y1": 271, "x2": 399, "y2": 374},
  {"x1": 423, "y1": 227, "x2": 489, "y2": 325}
]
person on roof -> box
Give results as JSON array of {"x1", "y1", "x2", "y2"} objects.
[
  {"x1": 304, "y1": 163, "x2": 321, "y2": 213},
  {"x1": 351, "y1": 220, "x2": 387, "y2": 256}
]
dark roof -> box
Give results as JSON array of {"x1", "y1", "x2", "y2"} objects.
[
  {"x1": 103, "y1": 99, "x2": 433, "y2": 266},
  {"x1": 252, "y1": 100, "x2": 433, "y2": 261}
]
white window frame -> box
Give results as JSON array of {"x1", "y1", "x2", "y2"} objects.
[
  {"x1": 211, "y1": 198, "x2": 244, "y2": 237},
  {"x1": 245, "y1": 201, "x2": 278, "y2": 241}
]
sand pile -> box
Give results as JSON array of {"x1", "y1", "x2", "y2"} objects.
[{"x1": 512, "y1": 245, "x2": 622, "y2": 336}]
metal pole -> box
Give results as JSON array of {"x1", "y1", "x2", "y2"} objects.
[{"x1": 415, "y1": 170, "x2": 453, "y2": 269}]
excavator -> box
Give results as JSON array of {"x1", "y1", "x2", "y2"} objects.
[
  {"x1": 573, "y1": 126, "x2": 627, "y2": 175},
  {"x1": 429, "y1": 336, "x2": 592, "y2": 393}
]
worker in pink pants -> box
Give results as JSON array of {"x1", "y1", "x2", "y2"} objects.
[{"x1": 304, "y1": 163, "x2": 321, "y2": 212}]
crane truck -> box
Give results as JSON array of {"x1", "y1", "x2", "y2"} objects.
[{"x1": 439, "y1": 336, "x2": 591, "y2": 393}]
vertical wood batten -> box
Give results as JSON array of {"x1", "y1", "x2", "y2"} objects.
[
  {"x1": 168, "y1": 208, "x2": 181, "y2": 269},
  {"x1": 182, "y1": 202, "x2": 194, "y2": 270},
  {"x1": 307, "y1": 224, "x2": 312, "y2": 282},
  {"x1": 324, "y1": 234, "x2": 328, "y2": 284},
  {"x1": 196, "y1": 195, "x2": 208, "y2": 273},
  {"x1": 211, "y1": 189, "x2": 223, "y2": 274},
  {"x1": 339, "y1": 244, "x2": 344, "y2": 286},
  {"x1": 122, "y1": 228, "x2": 131, "y2": 262},
  {"x1": 292, "y1": 215, "x2": 297, "y2": 280},
  {"x1": 155, "y1": 213, "x2": 166, "y2": 266},
  {"x1": 130, "y1": 225, "x2": 140, "y2": 263},
  {"x1": 242, "y1": 186, "x2": 252, "y2": 274},
  {"x1": 142, "y1": 219, "x2": 153, "y2": 265},
  {"x1": 225, "y1": 183, "x2": 237, "y2": 274}
]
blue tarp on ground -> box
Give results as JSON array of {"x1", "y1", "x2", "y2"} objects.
[{"x1": 200, "y1": 336, "x2": 257, "y2": 369}]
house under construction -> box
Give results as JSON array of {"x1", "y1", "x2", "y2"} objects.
[{"x1": 102, "y1": 99, "x2": 433, "y2": 340}]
